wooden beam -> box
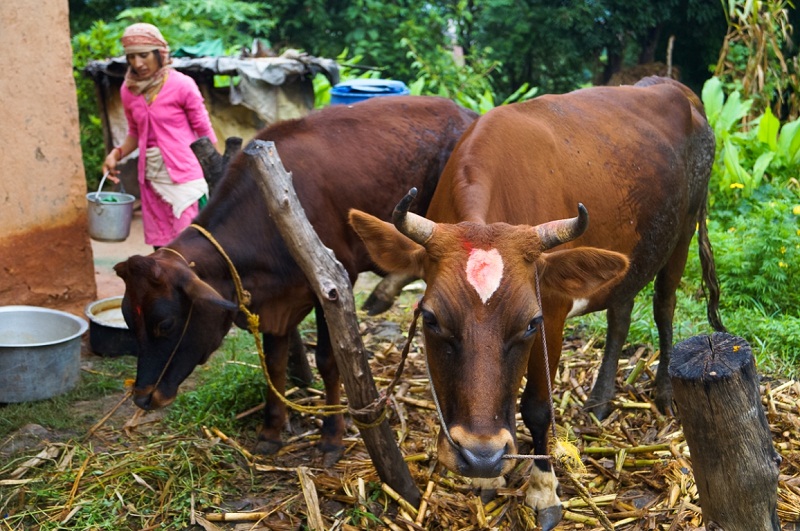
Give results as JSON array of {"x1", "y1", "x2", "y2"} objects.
[{"x1": 243, "y1": 139, "x2": 421, "y2": 507}]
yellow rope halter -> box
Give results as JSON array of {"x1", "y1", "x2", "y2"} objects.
[{"x1": 188, "y1": 224, "x2": 406, "y2": 428}]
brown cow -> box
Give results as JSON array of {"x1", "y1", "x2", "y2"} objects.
[
  {"x1": 114, "y1": 96, "x2": 477, "y2": 465},
  {"x1": 349, "y1": 77, "x2": 724, "y2": 528}
]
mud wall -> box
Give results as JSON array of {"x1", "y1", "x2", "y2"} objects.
[{"x1": 0, "y1": 1, "x2": 96, "y2": 315}]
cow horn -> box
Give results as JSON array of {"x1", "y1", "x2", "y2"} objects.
[
  {"x1": 536, "y1": 203, "x2": 589, "y2": 250},
  {"x1": 392, "y1": 188, "x2": 435, "y2": 245}
]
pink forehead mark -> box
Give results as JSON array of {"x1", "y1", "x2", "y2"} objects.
[{"x1": 465, "y1": 248, "x2": 504, "y2": 304}]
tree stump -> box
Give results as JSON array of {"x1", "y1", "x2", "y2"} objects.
[
  {"x1": 243, "y1": 139, "x2": 421, "y2": 507},
  {"x1": 669, "y1": 332, "x2": 781, "y2": 531}
]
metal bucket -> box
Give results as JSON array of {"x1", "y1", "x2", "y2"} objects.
[
  {"x1": 85, "y1": 296, "x2": 138, "y2": 357},
  {"x1": 87, "y1": 172, "x2": 135, "y2": 242},
  {"x1": 0, "y1": 306, "x2": 88, "y2": 403}
]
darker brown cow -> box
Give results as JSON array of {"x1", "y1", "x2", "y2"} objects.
[
  {"x1": 114, "y1": 96, "x2": 477, "y2": 465},
  {"x1": 349, "y1": 77, "x2": 724, "y2": 529}
]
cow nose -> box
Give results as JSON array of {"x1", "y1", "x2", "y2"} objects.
[
  {"x1": 133, "y1": 393, "x2": 152, "y2": 410},
  {"x1": 449, "y1": 426, "x2": 514, "y2": 478},
  {"x1": 132, "y1": 390, "x2": 154, "y2": 410},
  {"x1": 457, "y1": 443, "x2": 508, "y2": 477}
]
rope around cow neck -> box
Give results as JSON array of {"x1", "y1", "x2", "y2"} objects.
[{"x1": 187, "y1": 224, "x2": 410, "y2": 429}]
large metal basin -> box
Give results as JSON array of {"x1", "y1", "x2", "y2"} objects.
[{"x1": 0, "y1": 306, "x2": 87, "y2": 402}]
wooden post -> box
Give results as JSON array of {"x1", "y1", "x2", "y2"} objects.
[
  {"x1": 243, "y1": 139, "x2": 421, "y2": 507},
  {"x1": 669, "y1": 332, "x2": 781, "y2": 531},
  {"x1": 190, "y1": 135, "x2": 313, "y2": 386}
]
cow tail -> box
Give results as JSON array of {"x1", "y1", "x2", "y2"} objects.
[{"x1": 698, "y1": 198, "x2": 726, "y2": 332}]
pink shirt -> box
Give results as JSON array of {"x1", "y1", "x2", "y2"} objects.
[{"x1": 121, "y1": 69, "x2": 217, "y2": 246}]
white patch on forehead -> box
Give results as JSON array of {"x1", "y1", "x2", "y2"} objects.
[
  {"x1": 566, "y1": 298, "x2": 590, "y2": 318},
  {"x1": 465, "y1": 248, "x2": 504, "y2": 304}
]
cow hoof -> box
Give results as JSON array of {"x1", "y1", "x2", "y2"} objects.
[
  {"x1": 538, "y1": 504, "x2": 563, "y2": 531},
  {"x1": 471, "y1": 476, "x2": 505, "y2": 504},
  {"x1": 654, "y1": 394, "x2": 675, "y2": 417},
  {"x1": 320, "y1": 444, "x2": 345, "y2": 467},
  {"x1": 585, "y1": 396, "x2": 613, "y2": 420},
  {"x1": 478, "y1": 488, "x2": 496, "y2": 504},
  {"x1": 362, "y1": 293, "x2": 393, "y2": 316},
  {"x1": 253, "y1": 438, "x2": 283, "y2": 455}
]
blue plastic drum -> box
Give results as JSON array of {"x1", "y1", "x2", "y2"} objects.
[{"x1": 329, "y1": 79, "x2": 410, "y2": 105}]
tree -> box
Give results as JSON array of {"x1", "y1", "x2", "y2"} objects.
[{"x1": 456, "y1": 0, "x2": 725, "y2": 98}]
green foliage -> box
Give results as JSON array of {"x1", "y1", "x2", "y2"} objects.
[
  {"x1": 702, "y1": 76, "x2": 800, "y2": 201},
  {"x1": 72, "y1": 20, "x2": 126, "y2": 189},
  {"x1": 68, "y1": 0, "x2": 153, "y2": 36},
  {"x1": 714, "y1": 0, "x2": 799, "y2": 120},
  {"x1": 166, "y1": 329, "x2": 266, "y2": 433},
  {"x1": 708, "y1": 191, "x2": 800, "y2": 315},
  {"x1": 119, "y1": 0, "x2": 274, "y2": 53},
  {"x1": 679, "y1": 76, "x2": 800, "y2": 373}
]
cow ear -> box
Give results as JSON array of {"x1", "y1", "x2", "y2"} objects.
[
  {"x1": 349, "y1": 209, "x2": 426, "y2": 278},
  {"x1": 181, "y1": 274, "x2": 239, "y2": 311},
  {"x1": 113, "y1": 260, "x2": 130, "y2": 281},
  {"x1": 538, "y1": 248, "x2": 629, "y2": 298},
  {"x1": 114, "y1": 255, "x2": 163, "y2": 284}
]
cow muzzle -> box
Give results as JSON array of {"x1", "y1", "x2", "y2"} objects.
[
  {"x1": 132, "y1": 385, "x2": 176, "y2": 410},
  {"x1": 439, "y1": 426, "x2": 516, "y2": 478}
]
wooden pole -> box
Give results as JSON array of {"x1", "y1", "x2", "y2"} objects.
[
  {"x1": 243, "y1": 139, "x2": 421, "y2": 507},
  {"x1": 190, "y1": 135, "x2": 313, "y2": 386},
  {"x1": 669, "y1": 332, "x2": 781, "y2": 531}
]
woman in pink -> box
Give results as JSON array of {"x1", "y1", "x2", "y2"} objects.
[{"x1": 102, "y1": 23, "x2": 217, "y2": 248}]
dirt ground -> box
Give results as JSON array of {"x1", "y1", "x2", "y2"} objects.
[
  {"x1": 3, "y1": 214, "x2": 800, "y2": 530},
  {"x1": 91, "y1": 209, "x2": 153, "y2": 301}
]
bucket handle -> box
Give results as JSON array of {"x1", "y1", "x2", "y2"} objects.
[
  {"x1": 93, "y1": 172, "x2": 126, "y2": 202},
  {"x1": 93, "y1": 172, "x2": 111, "y2": 201}
]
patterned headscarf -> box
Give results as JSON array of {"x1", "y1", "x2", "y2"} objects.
[{"x1": 121, "y1": 23, "x2": 171, "y2": 97}]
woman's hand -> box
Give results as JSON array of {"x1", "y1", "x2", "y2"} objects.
[{"x1": 101, "y1": 150, "x2": 122, "y2": 184}]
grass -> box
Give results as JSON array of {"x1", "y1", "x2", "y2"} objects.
[
  {"x1": 0, "y1": 332, "x2": 279, "y2": 530},
  {"x1": 568, "y1": 274, "x2": 800, "y2": 380},
  {"x1": 164, "y1": 328, "x2": 267, "y2": 434},
  {"x1": 1, "y1": 270, "x2": 797, "y2": 529},
  {"x1": 0, "y1": 356, "x2": 135, "y2": 441}
]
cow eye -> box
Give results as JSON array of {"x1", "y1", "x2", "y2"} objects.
[
  {"x1": 420, "y1": 309, "x2": 440, "y2": 333},
  {"x1": 524, "y1": 315, "x2": 543, "y2": 338},
  {"x1": 154, "y1": 317, "x2": 176, "y2": 338}
]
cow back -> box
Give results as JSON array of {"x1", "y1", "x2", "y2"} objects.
[
  {"x1": 189, "y1": 96, "x2": 477, "y2": 332},
  {"x1": 426, "y1": 78, "x2": 714, "y2": 302}
]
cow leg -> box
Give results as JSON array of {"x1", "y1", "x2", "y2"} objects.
[
  {"x1": 652, "y1": 240, "x2": 691, "y2": 415},
  {"x1": 313, "y1": 305, "x2": 346, "y2": 466},
  {"x1": 520, "y1": 391, "x2": 562, "y2": 531},
  {"x1": 287, "y1": 326, "x2": 314, "y2": 388},
  {"x1": 471, "y1": 476, "x2": 506, "y2": 504},
  {"x1": 361, "y1": 272, "x2": 417, "y2": 316},
  {"x1": 585, "y1": 298, "x2": 635, "y2": 420},
  {"x1": 520, "y1": 318, "x2": 564, "y2": 531},
  {"x1": 254, "y1": 332, "x2": 289, "y2": 455}
]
